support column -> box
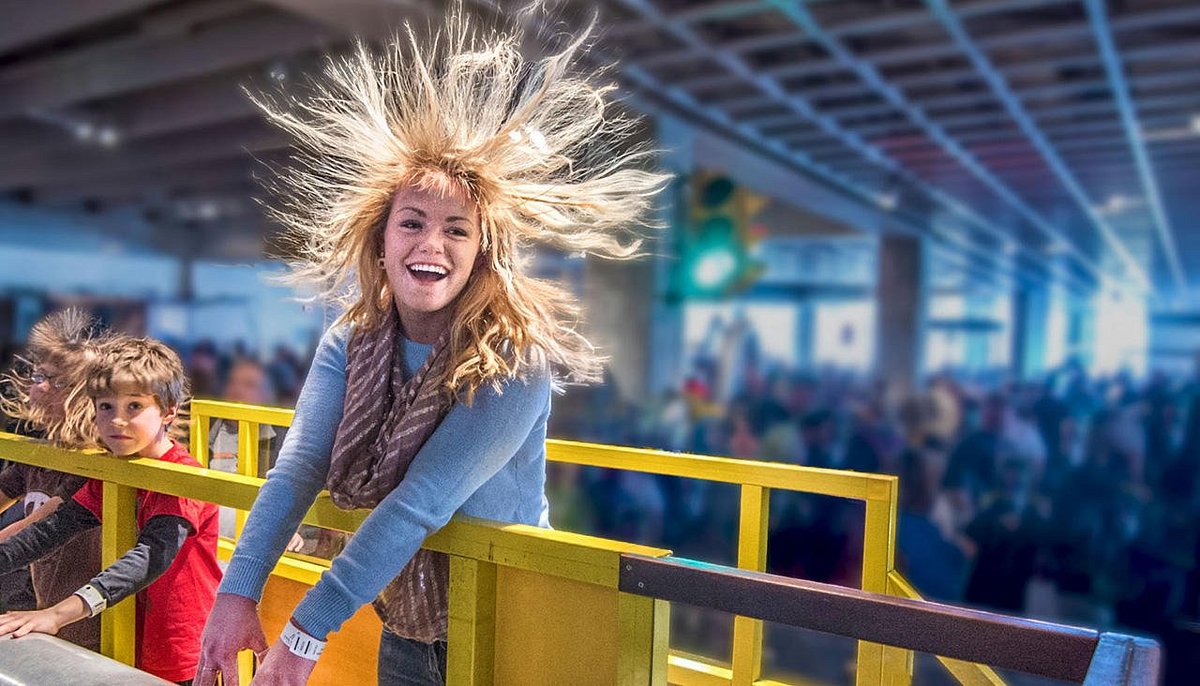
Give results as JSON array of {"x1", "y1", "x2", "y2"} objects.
[
  {"x1": 1012, "y1": 286, "x2": 1049, "y2": 379},
  {"x1": 794, "y1": 300, "x2": 815, "y2": 369},
  {"x1": 874, "y1": 234, "x2": 928, "y2": 395},
  {"x1": 965, "y1": 294, "x2": 991, "y2": 371}
]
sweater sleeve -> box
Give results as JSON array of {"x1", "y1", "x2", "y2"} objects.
[
  {"x1": 218, "y1": 325, "x2": 349, "y2": 601},
  {"x1": 290, "y1": 368, "x2": 552, "y2": 639},
  {"x1": 0, "y1": 499, "x2": 98, "y2": 575}
]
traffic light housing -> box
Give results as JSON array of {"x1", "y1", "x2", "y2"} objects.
[{"x1": 674, "y1": 171, "x2": 766, "y2": 298}]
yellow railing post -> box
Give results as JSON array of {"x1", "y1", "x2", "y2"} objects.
[
  {"x1": 447, "y1": 556, "x2": 498, "y2": 686},
  {"x1": 190, "y1": 410, "x2": 210, "y2": 468},
  {"x1": 235, "y1": 420, "x2": 260, "y2": 537},
  {"x1": 732, "y1": 484, "x2": 770, "y2": 686},
  {"x1": 100, "y1": 481, "x2": 138, "y2": 666},
  {"x1": 858, "y1": 478, "x2": 911, "y2": 686},
  {"x1": 617, "y1": 592, "x2": 670, "y2": 685}
]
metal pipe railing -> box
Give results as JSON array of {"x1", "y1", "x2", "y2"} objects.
[{"x1": 0, "y1": 633, "x2": 171, "y2": 685}]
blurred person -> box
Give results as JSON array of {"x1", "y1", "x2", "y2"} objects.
[
  {"x1": 843, "y1": 397, "x2": 898, "y2": 474},
  {"x1": 962, "y1": 454, "x2": 1051, "y2": 613},
  {"x1": 0, "y1": 309, "x2": 107, "y2": 648},
  {"x1": 0, "y1": 337, "x2": 220, "y2": 684},
  {"x1": 208, "y1": 359, "x2": 304, "y2": 553},
  {"x1": 187, "y1": 340, "x2": 220, "y2": 400},
  {"x1": 927, "y1": 373, "x2": 963, "y2": 444},
  {"x1": 727, "y1": 399, "x2": 761, "y2": 459},
  {"x1": 195, "y1": 11, "x2": 669, "y2": 685},
  {"x1": 209, "y1": 357, "x2": 279, "y2": 474},
  {"x1": 896, "y1": 439, "x2": 967, "y2": 601},
  {"x1": 1003, "y1": 394, "x2": 1048, "y2": 487},
  {"x1": 800, "y1": 409, "x2": 837, "y2": 469},
  {"x1": 757, "y1": 374, "x2": 805, "y2": 464},
  {"x1": 943, "y1": 392, "x2": 1008, "y2": 506},
  {"x1": 267, "y1": 345, "x2": 303, "y2": 406}
]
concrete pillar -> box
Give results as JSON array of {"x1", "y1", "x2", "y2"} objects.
[
  {"x1": 965, "y1": 293, "x2": 991, "y2": 371},
  {"x1": 874, "y1": 234, "x2": 928, "y2": 394},
  {"x1": 794, "y1": 300, "x2": 815, "y2": 370},
  {"x1": 1012, "y1": 286, "x2": 1049, "y2": 379}
]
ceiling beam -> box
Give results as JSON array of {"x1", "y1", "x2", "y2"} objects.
[
  {"x1": 612, "y1": 0, "x2": 1091, "y2": 296},
  {"x1": 761, "y1": 0, "x2": 1113, "y2": 292},
  {"x1": 0, "y1": 120, "x2": 287, "y2": 189},
  {"x1": 1084, "y1": 0, "x2": 1187, "y2": 293},
  {"x1": 29, "y1": 154, "x2": 291, "y2": 205},
  {"x1": 925, "y1": 0, "x2": 1150, "y2": 291},
  {"x1": 0, "y1": 10, "x2": 334, "y2": 121},
  {"x1": 0, "y1": 0, "x2": 171, "y2": 56}
]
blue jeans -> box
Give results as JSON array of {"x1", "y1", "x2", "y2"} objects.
[{"x1": 378, "y1": 630, "x2": 447, "y2": 686}]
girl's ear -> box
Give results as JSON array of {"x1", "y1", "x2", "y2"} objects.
[{"x1": 162, "y1": 405, "x2": 178, "y2": 426}]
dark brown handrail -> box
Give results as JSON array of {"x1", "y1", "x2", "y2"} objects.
[{"x1": 618, "y1": 554, "x2": 1160, "y2": 685}]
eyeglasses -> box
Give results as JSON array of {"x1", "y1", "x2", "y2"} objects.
[{"x1": 30, "y1": 372, "x2": 68, "y2": 390}]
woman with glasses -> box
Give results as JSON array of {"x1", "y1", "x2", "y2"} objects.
[{"x1": 0, "y1": 308, "x2": 111, "y2": 650}]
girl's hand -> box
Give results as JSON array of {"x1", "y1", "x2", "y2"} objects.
[
  {"x1": 250, "y1": 640, "x2": 318, "y2": 685},
  {"x1": 194, "y1": 593, "x2": 269, "y2": 686}
]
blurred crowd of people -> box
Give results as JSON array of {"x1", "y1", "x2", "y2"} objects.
[{"x1": 551, "y1": 349, "x2": 1200, "y2": 682}]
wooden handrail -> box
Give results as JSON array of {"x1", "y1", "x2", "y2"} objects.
[{"x1": 618, "y1": 554, "x2": 1160, "y2": 685}]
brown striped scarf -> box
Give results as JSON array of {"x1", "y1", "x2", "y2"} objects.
[{"x1": 326, "y1": 306, "x2": 454, "y2": 642}]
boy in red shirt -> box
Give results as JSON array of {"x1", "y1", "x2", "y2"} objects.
[{"x1": 0, "y1": 337, "x2": 221, "y2": 685}]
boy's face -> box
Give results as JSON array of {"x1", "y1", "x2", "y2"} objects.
[{"x1": 94, "y1": 389, "x2": 175, "y2": 458}]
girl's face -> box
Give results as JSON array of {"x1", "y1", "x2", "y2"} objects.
[
  {"x1": 382, "y1": 184, "x2": 481, "y2": 342},
  {"x1": 94, "y1": 390, "x2": 175, "y2": 458},
  {"x1": 28, "y1": 360, "x2": 67, "y2": 420}
]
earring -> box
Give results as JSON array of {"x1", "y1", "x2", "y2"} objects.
[{"x1": 377, "y1": 254, "x2": 385, "y2": 268}]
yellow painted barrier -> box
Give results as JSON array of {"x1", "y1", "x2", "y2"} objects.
[
  {"x1": 186, "y1": 399, "x2": 1000, "y2": 686},
  {"x1": 17, "y1": 398, "x2": 998, "y2": 686},
  {"x1": 0, "y1": 432, "x2": 671, "y2": 685}
]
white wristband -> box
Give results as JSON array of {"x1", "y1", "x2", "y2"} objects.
[
  {"x1": 73, "y1": 584, "x2": 107, "y2": 617},
  {"x1": 280, "y1": 621, "x2": 325, "y2": 661}
]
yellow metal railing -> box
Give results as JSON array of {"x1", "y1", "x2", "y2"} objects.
[
  {"x1": 0, "y1": 431, "x2": 673, "y2": 685},
  {"x1": 185, "y1": 399, "x2": 1001, "y2": 686}
]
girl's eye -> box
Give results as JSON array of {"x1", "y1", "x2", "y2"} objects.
[
  {"x1": 129, "y1": 402, "x2": 142, "y2": 410},
  {"x1": 98, "y1": 403, "x2": 111, "y2": 411},
  {"x1": 448, "y1": 226, "x2": 469, "y2": 237},
  {"x1": 399, "y1": 220, "x2": 423, "y2": 230}
]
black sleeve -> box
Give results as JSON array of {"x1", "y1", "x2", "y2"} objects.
[
  {"x1": 0, "y1": 499, "x2": 99, "y2": 575},
  {"x1": 90, "y1": 515, "x2": 190, "y2": 607},
  {"x1": 0, "y1": 464, "x2": 27, "y2": 501}
]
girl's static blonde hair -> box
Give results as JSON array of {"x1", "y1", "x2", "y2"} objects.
[
  {"x1": 0, "y1": 308, "x2": 111, "y2": 448},
  {"x1": 256, "y1": 7, "x2": 670, "y2": 399}
]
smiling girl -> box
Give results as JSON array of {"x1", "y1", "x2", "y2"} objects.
[{"x1": 195, "y1": 7, "x2": 668, "y2": 686}]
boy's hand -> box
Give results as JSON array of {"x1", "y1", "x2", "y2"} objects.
[
  {"x1": 250, "y1": 640, "x2": 318, "y2": 685},
  {"x1": 0, "y1": 595, "x2": 87, "y2": 638}
]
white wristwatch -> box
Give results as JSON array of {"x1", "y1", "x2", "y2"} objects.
[
  {"x1": 280, "y1": 620, "x2": 326, "y2": 661},
  {"x1": 73, "y1": 584, "x2": 107, "y2": 617}
]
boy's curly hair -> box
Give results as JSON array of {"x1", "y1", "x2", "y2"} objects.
[{"x1": 86, "y1": 337, "x2": 190, "y2": 419}]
